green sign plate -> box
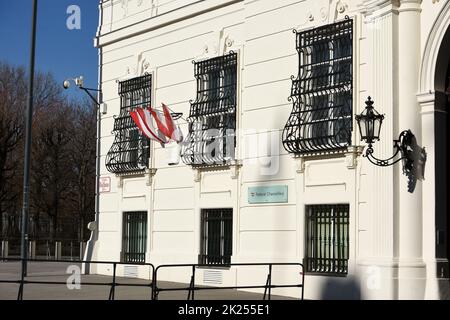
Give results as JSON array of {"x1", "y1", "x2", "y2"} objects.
[{"x1": 248, "y1": 185, "x2": 288, "y2": 204}]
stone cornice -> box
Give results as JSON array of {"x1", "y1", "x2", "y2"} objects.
[
  {"x1": 358, "y1": 0, "x2": 400, "y2": 15},
  {"x1": 96, "y1": 0, "x2": 243, "y2": 48}
]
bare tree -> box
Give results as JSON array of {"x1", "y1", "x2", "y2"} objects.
[
  {"x1": 67, "y1": 101, "x2": 96, "y2": 241},
  {"x1": 1, "y1": 62, "x2": 96, "y2": 247},
  {"x1": 31, "y1": 102, "x2": 74, "y2": 240},
  {"x1": 0, "y1": 63, "x2": 27, "y2": 238}
]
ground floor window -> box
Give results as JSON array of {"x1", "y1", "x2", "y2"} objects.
[
  {"x1": 199, "y1": 208, "x2": 233, "y2": 265},
  {"x1": 122, "y1": 211, "x2": 147, "y2": 263},
  {"x1": 305, "y1": 204, "x2": 349, "y2": 275}
]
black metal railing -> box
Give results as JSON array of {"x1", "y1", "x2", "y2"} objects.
[
  {"x1": 2, "y1": 239, "x2": 85, "y2": 261},
  {"x1": 305, "y1": 204, "x2": 349, "y2": 275},
  {"x1": 153, "y1": 263, "x2": 305, "y2": 301},
  {"x1": 0, "y1": 258, "x2": 155, "y2": 300},
  {"x1": 1, "y1": 215, "x2": 89, "y2": 242},
  {"x1": 0, "y1": 259, "x2": 305, "y2": 300},
  {"x1": 283, "y1": 18, "x2": 353, "y2": 155},
  {"x1": 181, "y1": 52, "x2": 237, "y2": 166},
  {"x1": 106, "y1": 74, "x2": 151, "y2": 174}
]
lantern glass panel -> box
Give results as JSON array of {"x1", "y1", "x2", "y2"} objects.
[{"x1": 373, "y1": 116, "x2": 382, "y2": 141}]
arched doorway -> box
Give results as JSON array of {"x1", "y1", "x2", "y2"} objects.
[{"x1": 435, "y1": 25, "x2": 450, "y2": 279}]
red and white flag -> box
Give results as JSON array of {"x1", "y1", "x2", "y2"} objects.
[
  {"x1": 129, "y1": 104, "x2": 183, "y2": 146},
  {"x1": 151, "y1": 104, "x2": 183, "y2": 143},
  {"x1": 129, "y1": 107, "x2": 167, "y2": 145}
]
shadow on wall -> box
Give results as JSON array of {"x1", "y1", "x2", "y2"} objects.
[
  {"x1": 405, "y1": 133, "x2": 427, "y2": 194},
  {"x1": 319, "y1": 275, "x2": 364, "y2": 300}
]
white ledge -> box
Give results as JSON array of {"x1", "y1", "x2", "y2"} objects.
[{"x1": 96, "y1": 0, "x2": 243, "y2": 47}]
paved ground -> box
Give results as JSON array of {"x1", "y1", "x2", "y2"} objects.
[{"x1": 0, "y1": 261, "x2": 297, "y2": 300}]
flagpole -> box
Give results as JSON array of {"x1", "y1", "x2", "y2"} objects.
[{"x1": 21, "y1": 0, "x2": 38, "y2": 279}]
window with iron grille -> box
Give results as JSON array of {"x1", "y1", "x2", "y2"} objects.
[
  {"x1": 122, "y1": 211, "x2": 147, "y2": 263},
  {"x1": 305, "y1": 204, "x2": 349, "y2": 275},
  {"x1": 199, "y1": 208, "x2": 233, "y2": 265},
  {"x1": 283, "y1": 19, "x2": 353, "y2": 155},
  {"x1": 181, "y1": 52, "x2": 237, "y2": 166},
  {"x1": 105, "y1": 74, "x2": 151, "y2": 174}
]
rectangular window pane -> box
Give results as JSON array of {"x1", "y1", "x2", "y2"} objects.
[
  {"x1": 122, "y1": 211, "x2": 147, "y2": 263},
  {"x1": 305, "y1": 204, "x2": 349, "y2": 275},
  {"x1": 200, "y1": 208, "x2": 233, "y2": 265}
]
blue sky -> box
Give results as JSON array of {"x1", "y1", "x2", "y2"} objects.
[{"x1": 0, "y1": 0, "x2": 99, "y2": 101}]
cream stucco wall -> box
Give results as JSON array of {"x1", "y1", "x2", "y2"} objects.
[{"x1": 88, "y1": 0, "x2": 450, "y2": 299}]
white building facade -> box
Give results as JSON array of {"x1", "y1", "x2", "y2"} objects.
[{"x1": 87, "y1": 0, "x2": 450, "y2": 300}]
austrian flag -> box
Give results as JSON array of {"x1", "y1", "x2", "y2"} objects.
[{"x1": 130, "y1": 104, "x2": 183, "y2": 146}]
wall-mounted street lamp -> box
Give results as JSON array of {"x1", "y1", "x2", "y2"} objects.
[
  {"x1": 63, "y1": 76, "x2": 107, "y2": 114},
  {"x1": 355, "y1": 97, "x2": 425, "y2": 192}
]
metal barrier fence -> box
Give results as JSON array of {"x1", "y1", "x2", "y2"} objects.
[
  {"x1": 0, "y1": 259, "x2": 305, "y2": 300},
  {"x1": 0, "y1": 258, "x2": 155, "y2": 300},
  {"x1": 1, "y1": 239, "x2": 86, "y2": 260},
  {"x1": 153, "y1": 263, "x2": 305, "y2": 300}
]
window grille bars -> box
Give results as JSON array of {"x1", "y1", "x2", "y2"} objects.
[
  {"x1": 283, "y1": 19, "x2": 353, "y2": 155},
  {"x1": 122, "y1": 211, "x2": 148, "y2": 263},
  {"x1": 199, "y1": 208, "x2": 233, "y2": 265},
  {"x1": 305, "y1": 204, "x2": 349, "y2": 275},
  {"x1": 181, "y1": 52, "x2": 238, "y2": 166},
  {"x1": 106, "y1": 74, "x2": 152, "y2": 174}
]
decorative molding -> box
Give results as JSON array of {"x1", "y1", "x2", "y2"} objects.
[
  {"x1": 358, "y1": 0, "x2": 400, "y2": 17},
  {"x1": 117, "y1": 175, "x2": 123, "y2": 188},
  {"x1": 336, "y1": 0, "x2": 348, "y2": 14},
  {"x1": 146, "y1": 168, "x2": 158, "y2": 186},
  {"x1": 192, "y1": 160, "x2": 243, "y2": 182},
  {"x1": 125, "y1": 52, "x2": 151, "y2": 78},
  {"x1": 417, "y1": 91, "x2": 436, "y2": 105},
  {"x1": 296, "y1": 0, "x2": 350, "y2": 30},
  {"x1": 419, "y1": 0, "x2": 450, "y2": 93},
  {"x1": 230, "y1": 160, "x2": 243, "y2": 179},
  {"x1": 200, "y1": 28, "x2": 236, "y2": 60},
  {"x1": 97, "y1": 0, "x2": 243, "y2": 47},
  {"x1": 295, "y1": 157, "x2": 306, "y2": 174},
  {"x1": 115, "y1": 167, "x2": 155, "y2": 187},
  {"x1": 151, "y1": 0, "x2": 159, "y2": 17},
  {"x1": 345, "y1": 146, "x2": 365, "y2": 169},
  {"x1": 194, "y1": 169, "x2": 201, "y2": 183},
  {"x1": 121, "y1": 0, "x2": 147, "y2": 17},
  {"x1": 121, "y1": 0, "x2": 129, "y2": 17}
]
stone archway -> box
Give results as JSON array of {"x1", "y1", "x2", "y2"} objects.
[
  {"x1": 418, "y1": 1, "x2": 450, "y2": 299},
  {"x1": 434, "y1": 39, "x2": 449, "y2": 279}
]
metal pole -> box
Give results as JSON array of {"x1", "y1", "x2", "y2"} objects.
[{"x1": 21, "y1": 0, "x2": 38, "y2": 278}]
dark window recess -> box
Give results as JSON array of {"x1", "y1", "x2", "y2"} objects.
[
  {"x1": 122, "y1": 211, "x2": 147, "y2": 263},
  {"x1": 106, "y1": 74, "x2": 152, "y2": 174},
  {"x1": 305, "y1": 204, "x2": 349, "y2": 275},
  {"x1": 181, "y1": 52, "x2": 237, "y2": 166},
  {"x1": 199, "y1": 208, "x2": 233, "y2": 265},
  {"x1": 283, "y1": 19, "x2": 353, "y2": 154}
]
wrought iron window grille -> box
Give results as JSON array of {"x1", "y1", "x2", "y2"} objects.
[
  {"x1": 121, "y1": 211, "x2": 148, "y2": 263},
  {"x1": 199, "y1": 208, "x2": 233, "y2": 266},
  {"x1": 181, "y1": 52, "x2": 238, "y2": 166},
  {"x1": 283, "y1": 19, "x2": 353, "y2": 155},
  {"x1": 305, "y1": 204, "x2": 350, "y2": 276},
  {"x1": 106, "y1": 74, "x2": 152, "y2": 174}
]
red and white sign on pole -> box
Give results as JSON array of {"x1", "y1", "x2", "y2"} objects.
[{"x1": 99, "y1": 176, "x2": 111, "y2": 193}]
